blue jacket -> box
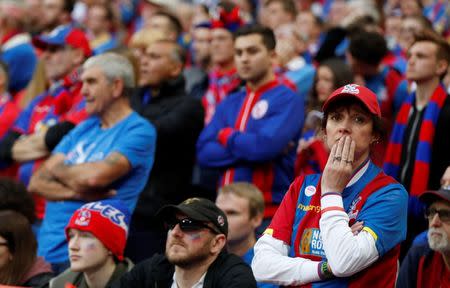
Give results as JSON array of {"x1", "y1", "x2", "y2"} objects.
[{"x1": 197, "y1": 80, "x2": 304, "y2": 217}]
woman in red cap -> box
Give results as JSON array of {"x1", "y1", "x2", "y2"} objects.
[{"x1": 252, "y1": 84, "x2": 408, "y2": 287}]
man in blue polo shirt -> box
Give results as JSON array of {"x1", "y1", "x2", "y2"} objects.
[{"x1": 28, "y1": 53, "x2": 156, "y2": 273}]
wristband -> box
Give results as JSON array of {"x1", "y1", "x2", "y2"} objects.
[
  {"x1": 321, "y1": 192, "x2": 342, "y2": 198},
  {"x1": 321, "y1": 206, "x2": 345, "y2": 214},
  {"x1": 318, "y1": 261, "x2": 333, "y2": 280}
]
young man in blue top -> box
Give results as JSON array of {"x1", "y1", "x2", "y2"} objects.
[
  {"x1": 197, "y1": 24, "x2": 304, "y2": 225},
  {"x1": 216, "y1": 182, "x2": 278, "y2": 288},
  {"x1": 28, "y1": 53, "x2": 156, "y2": 273}
]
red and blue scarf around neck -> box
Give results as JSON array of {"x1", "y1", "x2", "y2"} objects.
[{"x1": 384, "y1": 84, "x2": 447, "y2": 196}]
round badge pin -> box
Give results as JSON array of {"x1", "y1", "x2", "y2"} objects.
[
  {"x1": 305, "y1": 185, "x2": 316, "y2": 197},
  {"x1": 251, "y1": 100, "x2": 269, "y2": 120}
]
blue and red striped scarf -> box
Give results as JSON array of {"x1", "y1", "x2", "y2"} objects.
[
  {"x1": 202, "y1": 67, "x2": 241, "y2": 124},
  {"x1": 384, "y1": 84, "x2": 447, "y2": 196}
]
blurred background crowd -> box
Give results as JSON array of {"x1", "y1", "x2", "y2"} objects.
[{"x1": 0, "y1": 0, "x2": 450, "y2": 287}]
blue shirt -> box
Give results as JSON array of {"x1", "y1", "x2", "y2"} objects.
[
  {"x1": 285, "y1": 63, "x2": 316, "y2": 100},
  {"x1": 38, "y1": 112, "x2": 156, "y2": 263}
]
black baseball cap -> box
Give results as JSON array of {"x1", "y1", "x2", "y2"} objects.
[
  {"x1": 157, "y1": 198, "x2": 228, "y2": 236},
  {"x1": 420, "y1": 188, "x2": 450, "y2": 206}
]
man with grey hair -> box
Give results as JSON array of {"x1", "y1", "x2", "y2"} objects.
[
  {"x1": 127, "y1": 39, "x2": 204, "y2": 263},
  {"x1": 397, "y1": 187, "x2": 450, "y2": 287},
  {"x1": 28, "y1": 52, "x2": 156, "y2": 273}
]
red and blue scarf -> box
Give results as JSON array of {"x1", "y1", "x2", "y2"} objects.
[
  {"x1": 202, "y1": 67, "x2": 241, "y2": 124},
  {"x1": 384, "y1": 84, "x2": 447, "y2": 196}
]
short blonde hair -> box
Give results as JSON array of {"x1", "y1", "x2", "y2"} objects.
[
  {"x1": 129, "y1": 29, "x2": 167, "y2": 50},
  {"x1": 218, "y1": 182, "x2": 264, "y2": 219}
]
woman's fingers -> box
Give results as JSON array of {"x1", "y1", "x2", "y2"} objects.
[
  {"x1": 351, "y1": 221, "x2": 364, "y2": 235},
  {"x1": 334, "y1": 137, "x2": 345, "y2": 163},
  {"x1": 329, "y1": 137, "x2": 345, "y2": 165},
  {"x1": 326, "y1": 141, "x2": 338, "y2": 166},
  {"x1": 322, "y1": 137, "x2": 355, "y2": 193},
  {"x1": 340, "y1": 136, "x2": 352, "y2": 166},
  {"x1": 348, "y1": 139, "x2": 356, "y2": 164}
]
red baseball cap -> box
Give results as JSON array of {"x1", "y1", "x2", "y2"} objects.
[
  {"x1": 322, "y1": 84, "x2": 381, "y2": 117},
  {"x1": 33, "y1": 25, "x2": 92, "y2": 58}
]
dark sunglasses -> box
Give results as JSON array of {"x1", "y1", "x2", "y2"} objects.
[
  {"x1": 425, "y1": 207, "x2": 450, "y2": 223},
  {"x1": 165, "y1": 218, "x2": 219, "y2": 234}
]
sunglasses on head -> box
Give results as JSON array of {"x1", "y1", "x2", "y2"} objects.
[
  {"x1": 425, "y1": 207, "x2": 450, "y2": 223},
  {"x1": 165, "y1": 218, "x2": 219, "y2": 234}
]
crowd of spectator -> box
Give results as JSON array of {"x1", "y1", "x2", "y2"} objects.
[{"x1": 0, "y1": 0, "x2": 450, "y2": 287}]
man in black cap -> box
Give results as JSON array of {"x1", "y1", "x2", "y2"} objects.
[
  {"x1": 113, "y1": 197, "x2": 257, "y2": 287},
  {"x1": 397, "y1": 187, "x2": 450, "y2": 287}
]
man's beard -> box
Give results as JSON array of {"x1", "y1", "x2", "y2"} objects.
[
  {"x1": 428, "y1": 227, "x2": 450, "y2": 253},
  {"x1": 166, "y1": 240, "x2": 211, "y2": 268}
]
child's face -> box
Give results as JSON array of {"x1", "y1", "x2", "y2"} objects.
[{"x1": 68, "y1": 229, "x2": 111, "y2": 272}]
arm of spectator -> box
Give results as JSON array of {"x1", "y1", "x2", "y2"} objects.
[
  {"x1": 11, "y1": 133, "x2": 50, "y2": 162},
  {"x1": 441, "y1": 166, "x2": 450, "y2": 188},
  {"x1": 50, "y1": 152, "x2": 132, "y2": 193},
  {"x1": 44, "y1": 121, "x2": 76, "y2": 151},
  {"x1": 7, "y1": 95, "x2": 57, "y2": 162},
  {"x1": 196, "y1": 101, "x2": 241, "y2": 168},
  {"x1": 217, "y1": 92, "x2": 303, "y2": 162},
  {"x1": 197, "y1": 139, "x2": 241, "y2": 167},
  {"x1": 7, "y1": 94, "x2": 44, "y2": 163},
  {"x1": 319, "y1": 194, "x2": 379, "y2": 277},
  {"x1": 251, "y1": 175, "x2": 322, "y2": 285},
  {"x1": 318, "y1": 138, "x2": 379, "y2": 276},
  {"x1": 320, "y1": 181, "x2": 408, "y2": 278},
  {"x1": 252, "y1": 234, "x2": 321, "y2": 286},
  {"x1": 28, "y1": 154, "x2": 78, "y2": 201},
  {"x1": 198, "y1": 90, "x2": 303, "y2": 166},
  {"x1": 0, "y1": 130, "x2": 21, "y2": 164}
]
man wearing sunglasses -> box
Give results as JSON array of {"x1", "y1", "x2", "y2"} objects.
[
  {"x1": 113, "y1": 197, "x2": 257, "y2": 287},
  {"x1": 397, "y1": 187, "x2": 450, "y2": 287}
]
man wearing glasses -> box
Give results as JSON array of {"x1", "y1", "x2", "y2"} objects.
[
  {"x1": 397, "y1": 187, "x2": 450, "y2": 287},
  {"x1": 113, "y1": 197, "x2": 257, "y2": 287}
]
